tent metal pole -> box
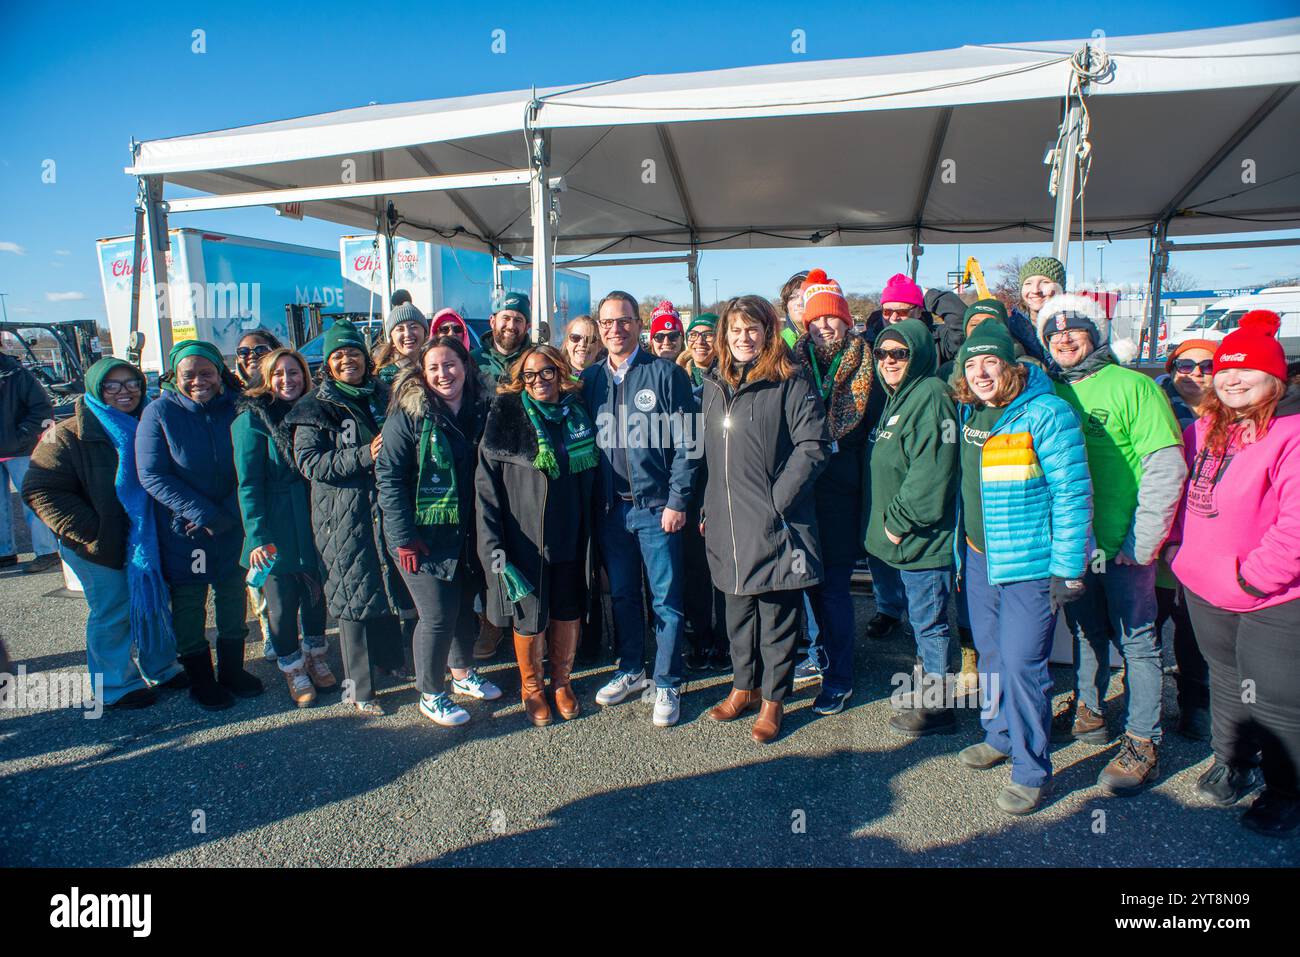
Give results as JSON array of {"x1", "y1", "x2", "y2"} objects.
[
  {"x1": 1146, "y1": 221, "x2": 1170, "y2": 362},
  {"x1": 127, "y1": 175, "x2": 148, "y2": 360},
  {"x1": 687, "y1": 248, "x2": 701, "y2": 319},
  {"x1": 529, "y1": 129, "x2": 555, "y2": 343},
  {"x1": 140, "y1": 176, "x2": 176, "y2": 369},
  {"x1": 909, "y1": 231, "x2": 923, "y2": 282},
  {"x1": 1051, "y1": 100, "x2": 1083, "y2": 271}
]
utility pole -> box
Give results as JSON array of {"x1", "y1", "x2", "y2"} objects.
[
  {"x1": 713, "y1": 279, "x2": 719, "y2": 306},
  {"x1": 0, "y1": 292, "x2": 9, "y2": 323},
  {"x1": 1097, "y1": 244, "x2": 1106, "y2": 284}
]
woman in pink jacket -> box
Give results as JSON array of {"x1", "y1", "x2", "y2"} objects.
[{"x1": 1169, "y1": 310, "x2": 1300, "y2": 839}]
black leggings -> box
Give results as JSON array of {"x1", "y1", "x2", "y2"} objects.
[
  {"x1": 1185, "y1": 589, "x2": 1300, "y2": 795},
  {"x1": 398, "y1": 566, "x2": 476, "y2": 695},
  {"x1": 546, "y1": 559, "x2": 586, "y2": 624},
  {"x1": 262, "y1": 572, "x2": 328, "y2": 659},
  {"x1": 1156, "y1": 584, "x2": 1209, "y2": 710}
]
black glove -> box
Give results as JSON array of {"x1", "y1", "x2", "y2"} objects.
[{"x1": 1050, "y1": 576, "x2": 1087, "y2": 611}]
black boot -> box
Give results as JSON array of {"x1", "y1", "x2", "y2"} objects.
[
  {"x1": 889, "y1": 705, "x2": 957, "y2": 737},
  {"x1": 216, "y1": 639, "x2": 264, "y2": 698},
  {"x1": 865, "y1": 611, "x2": 901, "y2": 639},
  {"x1": 179, "y1": 651, "x2": 236, "y2": 711}
]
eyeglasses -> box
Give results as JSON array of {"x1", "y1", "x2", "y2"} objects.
[
  {"x1": 687, "y1": 331, "x2": 714, "y2": 343},
  {"x1": 521, "y1": 367, "x2": 559, "y2": 384},
  {"x1": 236, "y1": 344, "x2": 272, "y2": 360},
  {"x1": 881, "y1": 308, "x2": 914, "y2": 320},
  {"x1": 568, "y1": 333, "x2": 597, "y2": 346},
  {"x1": 596, "y1": 317, "x2": 635, "y2": 330},
  {"x1": 1173, "y1": 358, "x2": 1214, "y2": 376},
  {"x1": 101, "y1": 380, "x2": 143, "y2": 396},
  {"x1": 652, "y1": 332, "x2": 681, "y2": 344},
  {"x1": 873, "y1": 347, "x2": 911, "y2": 362}
]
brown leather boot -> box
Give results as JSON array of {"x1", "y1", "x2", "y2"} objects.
[
  {"x1": 751, "y1": 699, "x2": 783, "y2": 743},
  {"x1": 547, "y1": 618, "x2": 581, "y2": 720},
  {"x1": 707, "y1": 687, "x2": 761, "y2": 722},
  {"x1": 513, "y1": 630, "x2": 552, "y2": 727}
]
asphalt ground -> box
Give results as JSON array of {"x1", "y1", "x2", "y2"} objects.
[{"x1": 1, "y1": 512, "x2": 1295, "y2": 869}]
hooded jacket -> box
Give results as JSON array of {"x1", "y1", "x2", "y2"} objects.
[
  {"x1": 135, "y1": 386, "x2": 243, "y2": 585},
  {"x1": 375, "y1": 368, "x2": 490, "y2": 583},
  {"x1": 864, "y1": 318, "x2": 959, "y2": 570},
  {"x1": 0, "y1": 354, "x2": 54, "y2": 458},
  {"x1": 1170, "y1": 384, "x2": 1300, "y2": 613},
  {"x1": 699, "y1": 363, "x2": 830, "y2": 596},
  {"x1": 287, "y1": 377, "x2": 403, "y2": 621},
  {"x1": 957, "y1": 362, "x2": 1094, "y2": 584},
  {"x1": 232, "y1": 391, "x2": 319, "y2": 574},
  {"x1": 475, "y1": 391, "x2": 597, "y2": 634}
]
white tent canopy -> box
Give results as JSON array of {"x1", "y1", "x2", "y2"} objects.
[{"x1": 129, "y1": 17, "x2": 1300, "y2": 259}]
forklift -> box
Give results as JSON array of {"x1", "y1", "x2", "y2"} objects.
[{"x1": 0, "y1": 319, "x2": 104, "y2": 418}]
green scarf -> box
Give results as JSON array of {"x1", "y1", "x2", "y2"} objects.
[
  {"x1": 807, "y1": 339, "x2": 845, "y2": 402},
  {"x1": 414, "y1": 412, "x2": 460, "y2": 525},
  {"x1": 332, "y1": 379, "x2": 385, "y2": 442},
  {"x1": 520, "y1": 392, "x2": 598, "y2": 479}
]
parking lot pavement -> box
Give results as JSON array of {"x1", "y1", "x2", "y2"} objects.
[{"x1": 1, "y1": 561, "x2": 1294, "y2": 868}]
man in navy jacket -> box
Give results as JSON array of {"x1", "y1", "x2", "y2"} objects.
[{"x1": 581, "y1": 291, "x2": 700, "y2": 727}]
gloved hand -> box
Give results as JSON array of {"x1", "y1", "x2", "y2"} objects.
[
  {"x1": 1050, "y1": 576, "x2": 1087, "y2": 611},
  {"x1": 397, "y1": 539, "x2": 430, "y2": 574}
]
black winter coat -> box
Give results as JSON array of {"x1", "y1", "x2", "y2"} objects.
[
  {"x1": 0, "y1": 354, "x2": 54, "y2": 458},
  {"x1": 287, "y1": 378, "x2": 403, "y2": 622},
  {"x1": 475, "y1": 392, "x2": 596, "y2": 635},
  {"x1": 375, "y1": 369, "x2": 489, "y2": 584},
  {"x1": 699, "y1": 367, "x2": 831, "y2": 596}
]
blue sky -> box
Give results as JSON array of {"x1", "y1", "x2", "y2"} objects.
[{"x1": 2, "y1": 0, "x2": 1297, "y2": 328}]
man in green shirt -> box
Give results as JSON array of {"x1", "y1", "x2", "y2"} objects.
[
  {"x1": 471, "y1": 291, "x2": 531, "y2": 384},
  {"x1": 1039, "y1": 293, "x2": 1186, "y2": 796}
]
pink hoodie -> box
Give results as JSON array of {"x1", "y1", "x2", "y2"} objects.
[{"x1": 1171, "y1": 391, "x2": 1300, "y2": 613}]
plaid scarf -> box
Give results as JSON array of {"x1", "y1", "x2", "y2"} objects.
[{"x1": 520, "y1": 392, "x2": 598, "y2": 479}]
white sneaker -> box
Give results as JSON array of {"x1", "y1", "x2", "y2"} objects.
[
  {"x1": 419, "y1": 692, "x2": 470, "y2": 726},
  {"x1": 451, "y1": 669, "x2": 502, "y2": 701},
  {"x1": 652, "y1": 687, "x2": 681, "y2": 727},
  {"x1": 262, "y1": 636, "x2": 277, "y2": 661},
  {"x1": 596, "y1": 670, "x2": 650, "y2": 706}
]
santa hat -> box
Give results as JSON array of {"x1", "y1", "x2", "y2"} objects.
[
  {"x1": 800, "y1": 269, "x2": 851, "y2": 324},
  {"x1": 1214, "y1": 310, "x2": 1287, "y2": 381},
  {"x1": 650, "y1": 301, "x2": 682, "y2": 338},
  {"x1": 1037, "y1": 293, "x2": 1138, "y2": 364}
]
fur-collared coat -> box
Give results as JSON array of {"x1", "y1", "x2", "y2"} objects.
[{"x1": 475, "y1": 391, "x2": 596, "y2": 635}]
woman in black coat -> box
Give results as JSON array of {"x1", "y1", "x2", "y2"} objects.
[
  {"x1": 700, "y1": 295, "x2": 831, "y2": 743},
  {"x1": 286, "y1": 321, "x2": 405, "y2": 716},
  {"x1": 375, "y1": 335, "x2": 500, "y2": 727},
  {"x1": 476, "y1": 344, "x2": 598, "y2": 727}
]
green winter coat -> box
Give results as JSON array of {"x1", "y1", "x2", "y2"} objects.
[
  {"x1": 864, "y1": 318, "x2": 959, "y2": 570},
  {"x1": 232, "y1": 393, "x2": 319, "y2": 574}
]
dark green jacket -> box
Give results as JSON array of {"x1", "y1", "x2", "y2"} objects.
[
  {"x1": 864, "y1": 318, "x2": 959, "y2": 570},
  {"x1": 470, "y1": 342, "x2": 524, "y2": 384},
  {"x1": 232, "y1": 393, "x2": 319, "y2": 573}
]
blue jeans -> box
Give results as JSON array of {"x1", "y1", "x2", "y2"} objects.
[
  {"x1": 965, "y1": 544, "x2": 1056, "y2": 788},
  {"x1": 597, "y1": 500, "x2": 684, "y2": 689},
  {"x1": 866, "y1": 554, "x2": 907, "y2": 620},
  {"x1": 808, "y1": 562, "x2": 855, "y2": 693},
  {"x1": 1, "y1": 456, "x2": 58, "y2": 557},
  {"x1": 61, "y1": 545, "x2": 182, "y2": 704},
  {"x1": 898, "y1": 565, "x2": 953, "y2": 678},
  {"x1": 1061, "y1": 559, "x2": 1162, "y2": 742},
  {"x1": 801, "y1": 593, "x2": 823, "y2": 664}
]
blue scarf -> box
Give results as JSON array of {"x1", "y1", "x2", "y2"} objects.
[{"x1": 84, "y1": 394, "x2": 178, "y2": 662}]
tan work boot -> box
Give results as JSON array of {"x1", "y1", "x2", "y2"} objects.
[
  {"x1": 955, "y1": 646, "x2": 980, "y2": 701},
  {"x1": 547, "y1": 618, "x2": 582, "y2": 720},
  {"x1": 513, "y1": 630, "x2": 552, "y2": 727},
  {"x1": 284, "y1": 665, "x2": 317, "y2": 708},
  {"x1": 474, "y1": 617, "x2": 505, "y2": 660},
  {"x1": 1099, "y1": 734, "x2": 1160, "y2": 796},
  {"x1": 303, "y1": 647, "x2": 338, "y2": 690}
]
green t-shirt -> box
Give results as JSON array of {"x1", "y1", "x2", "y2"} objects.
[
  {"x1": 1054, "y1": 363, "x2": 1182, "y2": 559},
  {"x1": 959, "y1": 403, "x2": 1004, "y2": 553}
]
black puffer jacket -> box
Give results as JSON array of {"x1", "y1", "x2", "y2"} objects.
[
  {"x1": 375, "y1": 368, "x2": 489, "y2": 583},
  {"x1": 475, "y1": 392, "x2": 596, "y2": 635},
  {"x1": 287, "y1": 377, "x2": 403, "y2": 622},
  {"x1": 699, "y1": 366, "x2": 831, "y2": 596},
  {"x1": 0, "y1": 354, "x2": 54, "y2": 458}
]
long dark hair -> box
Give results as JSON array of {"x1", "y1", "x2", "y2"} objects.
[{"x1": 715, "y1": 295, "x2": 796, "y2": 388}]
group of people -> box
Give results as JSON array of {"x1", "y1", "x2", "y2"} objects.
[{"x1": 11, "y1": 253, "x2": 1299, "y2": 837}]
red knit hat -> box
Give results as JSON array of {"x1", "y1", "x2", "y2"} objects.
[
  {"x1": 650, "y1": 301, "x2": 682, "y2": 339},
  {"x1": 800, "y1": 269, "x2": 850, "y2": 324},
  {"x1": 1213, "y1": 310, "x2": 1287, "y2": 381}
]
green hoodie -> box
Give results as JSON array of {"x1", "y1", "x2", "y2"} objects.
[{"x1": 864, "y1": 318, "x2": 959, "y2": 570}]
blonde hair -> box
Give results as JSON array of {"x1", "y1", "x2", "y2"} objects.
[{"x1": 245, "y1": 348, "x2": 311, "y2": 399}]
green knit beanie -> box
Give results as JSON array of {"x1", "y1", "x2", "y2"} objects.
[
  {"x1": 686, "y1": 313, "x2": 718, "y2": 335},
  {"x1": 1018, "y1": 256, "x2": 1066, "y2": 289},
  {"x1": 323, "y1": 320, "x2": 369, "y2": 361},
  {"x1": 84, "y1": 356, "x2": 144, "y2": 404},
  {"x1": 957, "y1": 318, "x2": 1017, "y2": 371},
  {"x1": 962, "y1": 298, "x2": 1009, "y2": 332},
  {"x1": 494, "y1": 290, "x2": 531, "y2": 321},
  {"x1": 168, "y1": 339, "x2": 225, "y2": 374}
]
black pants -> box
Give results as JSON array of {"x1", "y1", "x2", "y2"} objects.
[
  {"x1": 398, "y1": 566, "x2": 476, "y2": 695},
  {"x1": 337, "y1": 616, "x2": 399, "y2": 704},
  {"x1": 725, "y1": 589, "x2": 802, "y2": 702},
  {"x1": 368, "y1": 572, "x2": 413, "y2": 673},
  {"x1": 262, "y1": 572, "x2": 328, "y2": 659},
  {"x1": 1156, "y1": 584, "x2": 1209, "y2": 710},
  {"x1": 1185, "y1": 589, "x2": 1300, "y2": 795},
  {"x1": 683, "y1": 517, "x2": 726, "y2": 654}
]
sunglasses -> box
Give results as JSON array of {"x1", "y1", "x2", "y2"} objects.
[
  {"x1": 1173, "y1": 358, "x2": 1214, "y2": 376},
  {"x1": 236, "y1": 344, "x2": 272, "y2": 360},
  {"x1": 435, "y1": 324, "x2": 463, "y2": 337},
  {"x1": 101, "y1": 380, "x2": 143, "y2": 396},
  {"x1": 873, "y1": 347, "x2": 911, "y2": 362},
  {"x1": 652, "y1": 332, "x2": 681, "y2": 343},
  {"x1": 881, "y1": 308, "x2": 914, "y2": 320},
  {"x1": 568, "y1": 333, "x2": 597, "y2": 346},
  {"x1": 521, "y1": 367, "x2": 559, "y2": 384}
]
